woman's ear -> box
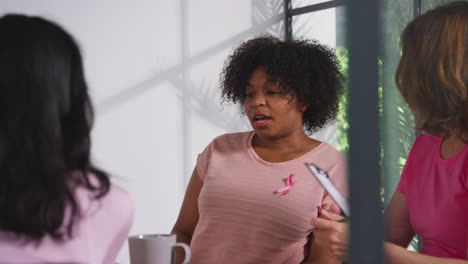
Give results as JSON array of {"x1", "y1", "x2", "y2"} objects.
[{"x1": 300, "y1": 104, "x2": 309, "y2": 112}]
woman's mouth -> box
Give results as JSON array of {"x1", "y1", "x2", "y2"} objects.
[{"x1": 252, "y1": 114, "x2": 272, "y2": 129}]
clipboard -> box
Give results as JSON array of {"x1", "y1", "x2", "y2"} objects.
[{"x1": 305, "y1": 162, "x2": 350, "y2": 217}]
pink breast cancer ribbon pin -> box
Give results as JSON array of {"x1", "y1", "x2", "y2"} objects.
[{"x1": 276, "y1": 174, "x2": 296, "y2": 195}]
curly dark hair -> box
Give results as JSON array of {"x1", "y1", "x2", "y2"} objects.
[{"x1": 220, "y1": 35, "x2": 344, "y2": 134}]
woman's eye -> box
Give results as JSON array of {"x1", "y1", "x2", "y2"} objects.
[
  {"x1": 267, "y1": 90, "x2": 280, "y2": 96},
  {"x1": 245, "y1": 92, "x2": 254, "y2": 98}
]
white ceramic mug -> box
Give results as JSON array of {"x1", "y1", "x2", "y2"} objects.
[{"x1": 128, "y1": 234, "x2": 191, "y2": 264}]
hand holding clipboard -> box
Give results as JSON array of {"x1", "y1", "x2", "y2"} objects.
[{"x1": 305, "y1": 163, "x2": 350, "y2": 232}]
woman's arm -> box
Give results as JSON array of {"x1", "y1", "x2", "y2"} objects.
[
  {"x1": 384, "y1": 191, "x2": 468, "y2": 263},
  {"x1": 385, "y1": 242, "x2": 468, "y2": 264},
  {"x1": 306, "y1": 225, "x2": 347, "y2": 263},
  {"x1": 305, "y1": 207, "x2": 348, "y2": 264},
  {"x1": 384, "y1": 191, "x2": 415, "y2": 247},
  {"x1": 307, "y1": 190, "x2": 425, "y2": 263},
  {"x1": 171, "y1": 168, "x2": 203, "y2": 263}
]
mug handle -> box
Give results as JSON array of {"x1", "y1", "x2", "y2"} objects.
[{"x1": 172, "y1": 242, "x2": 191, "y2": 264}]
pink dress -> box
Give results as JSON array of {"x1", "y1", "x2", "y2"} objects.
[
  {"x1": 190, "y1": 131, "x2": 348, "y2": 264},
  {"x1": 0, "y1": 176, "x2": 134, "y2": 264},
  {"x1": 397, "y1": 133, "x2": 468, "y2": 259}
]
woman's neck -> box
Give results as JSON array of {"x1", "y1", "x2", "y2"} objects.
[
  {"x1": 440, "y1": 132, "x2": 466, "y2": 159},
  {"x1": 253, "y1": 130, "x2": 312, "y2": 149},
  {"x1": 251, "y1": 131, "x2": 321, "y2": 162}
]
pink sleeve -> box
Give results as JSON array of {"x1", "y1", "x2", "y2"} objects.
[
  {"x1": 101, "y1": 187, "x2": 134, "y2": 264},
  {"x1": 395, "y1": 136, "x2": 422, "y2": 195},
  {"x1": 196, "y1": 141, "x2": 214, "y2": 182},
  {"x1": 396, "y1": 165, "x2": 408, "y2": 195},
  {"x1": 461, "y1": 152, "x2": 468, "y2": 258},
  {"x1": 461, "y1": 158, "x2": 468, "y2": 192}
]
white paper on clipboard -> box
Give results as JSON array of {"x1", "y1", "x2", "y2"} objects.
[{"x1": 305, "y1": 163, "x2": 350, "y2": 217}]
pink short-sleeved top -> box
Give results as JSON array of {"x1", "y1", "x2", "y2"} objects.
[
  {"x1": 190, "y1": 131, "x2": 348, "y2": 264},
  {"x1": 397, "y1": 133, "x2": 468, "y2": 259},
  {"x1": 0, "y1": 176, "x2": 134, "y2": 264}
]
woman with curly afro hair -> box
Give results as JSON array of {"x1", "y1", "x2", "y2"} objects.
[{"x1": 172, "y1": 35, "x2": 347, "y2": 264}]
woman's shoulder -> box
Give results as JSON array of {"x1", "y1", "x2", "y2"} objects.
[
  {"x1": 105, "y1": 183, "x2": 134, "y2": 213},
  {"x1": 101, "y1": 182, "x2": 134, "y2": 230},
  {"x1": 207, "y1": 131, "x2": 252, "y2": 151},
  {"x1": 312, "y1": 141, "x2": 347, "y2": 162},
  {"x1": 414, "y1": 133, "x2": 440, "y2": 145},
  {"x1": 212, "y1": 131, "x2": 252, "y2": 144},
  {"x1": 306, "y1": 141, "x2": 347, "y2": 177},
  {"x1": 0, "y1": 175, "x2": 134, "y2": 263},
  {"x1": 407, "y1": 133, "x2": 441, "y2": 155},
  {"x1": 75, "y1": 174, "x2": 134, "y2": 227}
]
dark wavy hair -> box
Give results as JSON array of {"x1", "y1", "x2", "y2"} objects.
[
  {"x1": 220, "y1": 35, "x2": 343, "y2": 134},
  {"x1": 0, "y1": 14, "x2": 110, "y2": 240},
  {"x1": 396, "y1": 1, "x2": 468, "y2": 141}
]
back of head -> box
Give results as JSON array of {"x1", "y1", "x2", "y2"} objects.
[
  {"x1": 0, "y1": 14, "x2": 109, "y2": 240},
  {"x1": 396, "y1": 1, "x2": 468, "y2": 140}
]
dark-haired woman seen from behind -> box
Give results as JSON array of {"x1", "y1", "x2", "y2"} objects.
[{"x1": 0, "y1": 14, "x2": 133, "y2": 263}]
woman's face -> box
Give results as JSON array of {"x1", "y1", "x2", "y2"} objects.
[{"x1": 244, "y1": 66, "x2": 307, "y2": 140}]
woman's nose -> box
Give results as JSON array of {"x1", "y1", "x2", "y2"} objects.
[{"x1": 252, "y1": 93, "x2": 266, "y2": 106}]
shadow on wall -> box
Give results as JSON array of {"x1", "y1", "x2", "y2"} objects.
[
  {"x1": 96, "y1": 0, "x2": 284, "y2": 128},
  {"x1": 96, "y1": 0, "x2": 319, "y2": 131},
  {"x1": 96, "y1": 0, "x2": 336, "y2": 157},
  {"x1": 94, "y1": 0, "x2": 287, "y2": 183}
]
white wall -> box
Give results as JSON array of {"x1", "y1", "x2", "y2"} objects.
[{"x1": 0, "y1": 1, "x2": 337, "y2": 263}]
